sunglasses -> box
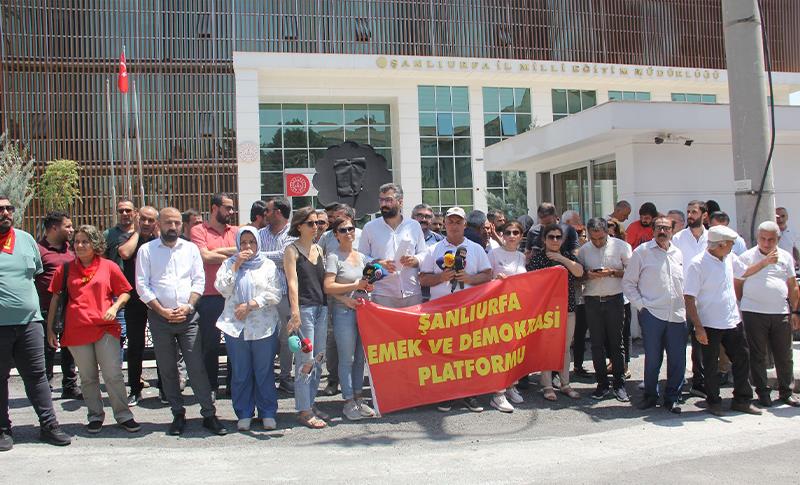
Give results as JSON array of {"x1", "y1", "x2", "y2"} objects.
[
  {"x1": 414, "y1": 213, "x2": 433, "y2": 220},
  {"x1": 117, "y1": 208, "x2": 134, "y2": 214},
  {"x1": 337, "y1": 226, "x2": 356, "y2": 234},
  {"x1": 546, "y1": 234, "x2": 563, "y2": 241},
  {"x1": 315, "y1": 220, "x2": 328, "y2": 226},
  {"x1": 0, "y1": 205, "x2": 16, "y2": 213},
  {"x1": 503, "y1": 230, "x2": 521, "y2": 236},
  {"x1": 303, "y1": 221, "x2": 317, "y2": 228},
  {"x1": 655, "y1": 225, "x2": 673, "y2": 232}
]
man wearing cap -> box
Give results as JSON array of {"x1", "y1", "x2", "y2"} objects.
[
  {"x1": 683, "y1": 225, "x2": 762, "y2": 416},
  {"x1": 420, "y1": 206, "x2": 492, "y2": 413},
  {"x1": 735, "y1": 221, "x2": 800, "y2": 407}
]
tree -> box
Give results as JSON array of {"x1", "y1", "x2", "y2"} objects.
[
  {"x1": 0, "y1": 133, "x2": 36, "y2": 225},
  {"x1": 486, "y1": 171, "x2": 529, "y2": 220},
  {"x1": 39, "y1": 159, "x2": 81, "y2": 211}
]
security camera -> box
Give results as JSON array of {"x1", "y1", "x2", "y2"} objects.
[
  {"x1": 654, "y1": 136, "x2": 664, "y2": 145},
  {"x1": 684, "y1": 139, "x2": 694, "y2": 146}
]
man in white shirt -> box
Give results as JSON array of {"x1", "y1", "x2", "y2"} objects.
[
  {"x1": 136, "y1": 207, "x2": 227, "y2": 436},
  {"x1": 578, "y1": 217, "x2": 632, "y2": 402},
  {"x1": 709, "y1": 211, "x2": 746, "y2": 255},
  {"x1": 358, "y1": 183, "x2": 428, "y2": 308},
  {"x1": 622, "y1": 215, "x2": 686, "y2": 413},
  {"x1": 420, "y1": 207, "x2": 492, "y2": 413},
  {"x1": 775, "y1": 207, "x2": 799, "y2": 268},
  {"x1": 683, "y1": 225, "x2": 761, "y2": 416},
  {"x1": 671, "y1": 200, "x2": 709, "y2": 399},
  {"x1": 735, "y1": 221, "x2": 800, "y2": 407}
]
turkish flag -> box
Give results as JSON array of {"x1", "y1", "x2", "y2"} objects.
[{"x1": 118, "y1": 52, "x2": 129, "y2": 93}]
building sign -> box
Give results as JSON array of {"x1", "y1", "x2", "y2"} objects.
[
  {"x1": 376, "y1": 56, "x2": 723, "y2": 82},
  {"x1": 285, "y1": 170, "x2": 317, "y2": 197}
]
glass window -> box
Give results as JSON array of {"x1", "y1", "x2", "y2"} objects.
[
  {"x1": 592, "y1": 161, "x2": 618, "y2": 218},
  {"x1": 552, "y1": 88, "x2": 597, "y2": 120},
  {"x1": 609, "y1": 90, "x2": 650, "y2": 102},
  {"x1": 483, "y1": 87, "x2": 499, "y2": 113},
  {"x1": 672, "y1": 93, "x2": 716, "y2": 104},
  {"x1": 552, "y1": 89, "x2": 567, "y2": 115},
  {"x1": 259, "y1": 103, "x2": 392, "y2": 200},
  {"x1": 419, "y1": 85, "x2": 473, "y2": 215},
  {"x1": 483, "y1": 87, "x2": 533, "y2": 212}
]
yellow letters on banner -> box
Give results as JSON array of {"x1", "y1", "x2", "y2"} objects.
[
  {"x1": 366, "y1": 339, "x2": 423, "y2": 365},
  {"x1": 418, "y1": 346, "x2": 526, "y2": 386},
  {"x1": 417, "y1": 292, "x2": 522, "y2": 335}
]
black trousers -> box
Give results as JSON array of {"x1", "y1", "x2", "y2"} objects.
[
  {"x1": 702, "y1": 323, "x2": 753, "y2": 405},
  {"x1": 623, "y1": 302, "x2": 632, "y2": 364},
  {"x1": 572, "y1": 304, "x2": 588, "y2": 369},
  {"x1": 40, "y1": 314, "x2": 77, "y2": 392},
  {"x1": 125, "y1": 298, "x2": 153, "y2": 394},
  {"x1": 690, "y1": 326, "x2": 705, "y2": 388},
  {"x1": 585, "y1": 294, "x2": 625, "y2": 389},
  {"x1": 742, "y1": 312, "x2": 795, "y2": 398},
  {"x1": 0, "y1": 322, "x2": 58, "y2": 429},
  {"x1": 196, "y1": 295, "x2": 225, "y2": 392}
]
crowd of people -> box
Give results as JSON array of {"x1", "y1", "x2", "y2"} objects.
[{"x1": 1, "y1": 186, "x2": 799, "y2": 451}]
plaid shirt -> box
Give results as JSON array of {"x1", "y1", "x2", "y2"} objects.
[{"x1": 258, "y1": 224, "x2": 297, "y2": 295}]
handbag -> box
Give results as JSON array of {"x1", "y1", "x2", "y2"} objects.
[{"x1": 51, "y1": 262, "x2": 70, "y2": 336}]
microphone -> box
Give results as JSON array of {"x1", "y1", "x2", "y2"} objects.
[
  {"x1": 288, "y1": 330, "x2": 312, "y2": 354},
  {"x1": 452, "y1": 246, "x2": 467, "y2": 291},
  {"x1": 436, "y1": 251, "x2": 455, "y2": 270},
  {"x1": 362, "y1": 261, "x2": 386, "y2": 284}
]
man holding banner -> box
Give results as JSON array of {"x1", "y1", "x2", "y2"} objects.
[{"x1": 420, "y1": 207, "x2": 492, "y2": 412}]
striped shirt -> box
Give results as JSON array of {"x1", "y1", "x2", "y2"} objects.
[{"x1": 258, "y1": 224, "x2": 297, "y2": 295}]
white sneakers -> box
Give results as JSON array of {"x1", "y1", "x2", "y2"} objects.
[
  {"x1": 505, "y1": 387, "x2": 524, "y2": 404},
  {"x1": 238, "y1": 417, "x2": 277, "y2": 431},
  {"x1": 491, "y1": 393, "x2": 515, "y2": 413},
  {"x1": 344, "y1": 399, "x2": 377, "y2": 421},
  {"x1": 262, "y1": 418, "x2": 276, "y2": 430},
  {"x1": 356, "y1": 398, "x2": 376, "y2": 418}
]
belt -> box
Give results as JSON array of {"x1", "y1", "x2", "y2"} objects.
[{"x1": 584, "y1": 294, "x2": 623, "y2": 303}]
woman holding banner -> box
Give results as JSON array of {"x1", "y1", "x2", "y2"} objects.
[
  {"x1": 284, "y1": 207, "x2": 329, "y2": 429},
  {"x1": 488, "y1": 221, "x2": 527, "y2": 412},
  {"x1": 527, "y1": 224, "x2": 584, "y2": 401},
  {"x1": 323, "y1": 215, "x2": 377, "y2": 421}
]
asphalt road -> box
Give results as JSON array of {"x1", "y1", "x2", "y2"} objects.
[{"x1": 3, "y1": 341, "x2": 799, "y2": 484}]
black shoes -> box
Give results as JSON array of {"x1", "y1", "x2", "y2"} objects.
[
  {"x1": 61, "y1": 388, "x2": 83, "y2": 400},
  {"x1": 706, "y1": 402, "x2": 725, "y2": 416},
  {"x1": 573, "y1": 367, "x2": 593, "y2": 379},
  {"x1": 638, "y1": 396, "x2": 658, "y2": 410},
  {"x1": 127, "y1": 392, "x2": 141, "y2": 407},
  {"x1": 462, "y1": 397, "x2": 484, "y2": 413},
  {"x1": 167, "y1": 414, "x2": 186, "y2": 436},
  {"x1": 591, "y1": 386, "x2": 610, "y2": 400},
  {"x1": 119, "y1": 419, "x2": 141, "y2": 433},
  {"x1": 0, "y1": 428, "x2": 12, "y2": 452},
  {"x1": 321, "y1": 381, "x2": 339, "y2": 397},
  {"x1": 277, "y1": 378, "x2": 295, "y2": 395},
  {"x1": 40, "y1": 423, "x2": 71, "y2": 446},
  {"x1": 663, "y1": 401, "x2": 682, "y2": 414},
  {"x1": 730, "y1": 401, "x2": 763, "y2": 415},
  {"x1": 202, "y1": 416, "x2": 228, "y2": 436},
  {"x1": 87, "y1": 421, "x2": 103, "y2": 434},
  {"x1": 689, "y1": 385, "x2": 708, "y2": 399},
  {"x1": 757, "y1": 393, "x2": 773, "y2": 408}
]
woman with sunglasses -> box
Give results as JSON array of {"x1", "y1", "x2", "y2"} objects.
[
  {"x1": 323, "y1": 216, "x2": 377, "y2": 421},
  {"x1": 214, "y1": 226, "x2": 282, "y2": 432},
  {"x1": 527, "y1": 224, "x2": 584, "y2": 401},
  {"x1": 487, "y1": 221, "x2": 527, "y2": 412},
  {"x1": 284, "y1": 207, "x2": 328, "y2": 429}
]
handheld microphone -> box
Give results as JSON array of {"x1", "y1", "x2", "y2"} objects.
[
  {"x1": 436, "y1": 251, "x2": 455, "y2": 270},
  {"x1": 452, "y1": 246, "x2": 467, "y2": 291},
  {"x1": 362, "y1": 261, "x2": 386, "y2": 284},
  {"x1": 288, "y1": 330, "x2": 312, "y2": 354}
]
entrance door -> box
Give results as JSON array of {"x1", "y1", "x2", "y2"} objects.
[{"x1": 551, "y1": 160, "x2": 617, "y2": 220}]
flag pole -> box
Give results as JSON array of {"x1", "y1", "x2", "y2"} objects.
[
  {"x1": 122, "y1": 45, "x2": 133, "y2": 199},
  {"x1": 132, "y1": 80, "x2": 146, "y2": 205},
  {"x1": 105, "y1": 79, "x2": 118, "y2": 205}
]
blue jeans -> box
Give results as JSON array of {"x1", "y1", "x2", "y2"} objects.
[
  {"x1": 639, "y1": 308, "x2": 688, "y2": 404},
  {"x1": 224, "y1": 332, "x2": 279, "y2": 420},
  {"x1": 332, "y1": 305, "x2": 365, "y2": 400},
  {"x1": 294, "y1": 305, "x2": 328, "y2": 412}
]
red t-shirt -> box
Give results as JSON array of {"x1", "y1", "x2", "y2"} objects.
[
  {"x1": 625, "y1": 220, "x2": 655, "y2": 250},
  {"x1": 49, "y1": 257, "x2": 132, "y2": 347},
  {"x1": 191, "y1": 221, "x2": 237, "y2": 296}
]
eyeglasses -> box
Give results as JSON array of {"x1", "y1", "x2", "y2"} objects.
[
  {"x1": 378, "y1": 197, "x2": 397, "y2": 204},
  {"x1": 303, "y1": 221, "x2": 317, "y2": 228},
  {"x1": 503, "y1": 230, "x2": 521, "y2": 236},
  {"x1": 337, "y1": 226, "x2": 356, "y2": 234},
  {"x1": 117, "y1": 208, "x2": 133, "y2": 214},
  {"x1": 0, "y1": 205, "x2": 15, "y2": 213},
  {"x1": 315, "y1": 220, "x2": 328, "y2": 226},
  {"x1": 546, "y1": 234, "x2": 563, "y2": 241},
  {"x1": 414, "y1": 213, "x2": 433, "y2": 220},
  {"x1": 654, "y1": 225, "x2": 673, "y2": 232}
]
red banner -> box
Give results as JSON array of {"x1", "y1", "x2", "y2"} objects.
[{"x1": 356, "y1": 266, "x2": 568, "y2": 414}]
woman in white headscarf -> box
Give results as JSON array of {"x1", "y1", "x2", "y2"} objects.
[{"x1": 215, "y1": 226, "x2": 282, "y2": 432}]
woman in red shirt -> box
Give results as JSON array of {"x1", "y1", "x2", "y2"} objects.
[{"x1": 47, "y1": 225, "x2": 140, "y2": 434}]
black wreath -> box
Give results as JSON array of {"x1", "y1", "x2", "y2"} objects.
[{"x1": 312, "y1": 141, "x2": 392, "y2": 217}]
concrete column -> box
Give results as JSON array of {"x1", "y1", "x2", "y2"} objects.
[
  {"x1": 234, "y1": 68, "x2": 261, "y2": 225},
  {"x1": 394, "y1": 87, "x2": 422, "y2": 218},
  {"x1": 469, "y1": 85, "x2": 487, "y2": 212}
]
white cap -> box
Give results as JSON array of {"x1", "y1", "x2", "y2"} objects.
[
  {"x1": 707, "y1": 225, "x2": 739, "y2": 242},
  {"x1": 445, "y1": 207, "x2": 466, "y2": 219}
]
